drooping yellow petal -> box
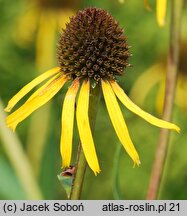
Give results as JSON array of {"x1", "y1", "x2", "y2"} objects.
[
  {"x1": 36, "y1": 11, "x2": 56, "y2": 69},
  {"x1": 14, "y1": 7, "x2": 39, "y2": 46},
  {"x1": 101, "y1": 80, "x2": 140, "y2": 166},
  {"x1": 5, "y1": 67, "x2": 61, "y2": 112},
  {"x1": 60, "y1": 79, "x2": 80, "y2": 168},
  {"x1": 76, "y1": 80, "x2": 100, "y2": 175},
  {"x1": 26, "y1": 73, "x2": 61, "y2": 102},
  {"x1": 6, "y1": 75, "x2": 67, "y2": 131},
  {"x1": 156, "y1": 0, "x2": 167, "y2": 26},
  {"x1": 156, "y1": 80, "x2": 165, "y2": 115},
  {"x1": 129, "y1": 64, "x2": 164, "y2": 106},
  {"x1": 111, "y1": 81, "x2": 180, "y2": 132},
  {"x1": 175, "y1": 75, "x2": 187, "y2": 109}
]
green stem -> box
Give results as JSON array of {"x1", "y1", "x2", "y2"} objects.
[
  {"x1": 146, "y1": 0, "x2": 184, "y2": 200},
  {"x1": 112, "y1": 144, "x2": 123, "y2": 199},
  {"x1": 0, "y1": 99, "x2": 43, "y2": 199},
  {"x1": 70, "y1": 83, "x2": 101, "y2": 200}
]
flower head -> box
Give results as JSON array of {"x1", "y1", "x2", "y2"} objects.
[
  {"x1": 5, "y1": 8, "x2": 180, "y2": 175},
  {"x1": 130, "y1": 41, "x2": 187, "y2": 113},
  {"x1": 15, "y1": 0, "x2": 83, "y2": 68},
  {"x1": 57, "y1": 7, "x2": 130, "y2": 82}
]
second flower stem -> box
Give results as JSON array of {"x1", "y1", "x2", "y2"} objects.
[
  {"x1": 147, "y1": 0, "x2": 183, "y2": 200},
  {"x1": 70, "y1": 84, "x2": 101, "y2": 200}
]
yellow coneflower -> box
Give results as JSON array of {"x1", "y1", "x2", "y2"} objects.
[
  {"x1": 5, "y1": 8, "x2": 179, "y2": 175},
  {"x1": 144, "y1": 0, "x2": 167, "y2": 26},
  {"x1": 130, "y1": 42, "x2": 187, "y2": 114},
  {"x1": 14, "y1": 0, "x2": 84, "y2": 175},
  {"x1": 15, "y1": 0, "x2": 83, "y2": 67}
]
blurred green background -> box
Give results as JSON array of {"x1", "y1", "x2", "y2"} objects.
[{"x1": 0, "y1": 0, "x2": 187, "y2": 200}]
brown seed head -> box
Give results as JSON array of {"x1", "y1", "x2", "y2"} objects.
[{"x1": 57, "y1": 7, "x2": 131, "y2": 82}]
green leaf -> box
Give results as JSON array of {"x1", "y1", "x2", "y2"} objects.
[
  {"x1": 57, "y1": 174, "x2": 73, "y2": 199},
  {"x1": 0, "y1": 157, "x2": 26, "y2": 199}
]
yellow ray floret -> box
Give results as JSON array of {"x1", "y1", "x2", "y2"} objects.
[
  {"x1": 36, "y1": 12, "x2": 56, "y2": 68},
  {"x1": 26, "y1": 73, "x2": 61, "y2": 102},
  {"x1": 5, "y1": 67, "x2": 61, "y2": 112},
  {"x1": 76, "y1": 80, "x2": 100, "y2": 175},
  {"x1": 156, "y1": 0, "x2": 167, "y2": 26},
  {"x1": 101, "y1": 80, "x2": 140, "y2": 166},
  {"x1": 111, "y1": 81, "x2": 180, "y2": 133},
  {"x1": 130, "y1": 64, "x2": 164, "y2": 105},
  {"x1": 15, "y1": 8, "x2": 39, "y2": 45},
  {"x1": 60, "y1": 79, "x2": 80, "y2": 168},
  {"x1": 6, "y1": 75, "x2": 67, "y2": 131}
]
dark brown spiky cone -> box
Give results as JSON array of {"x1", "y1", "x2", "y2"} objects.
[{"x1": 57, "y1": 7, "x2": 131, "y2": 83}]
